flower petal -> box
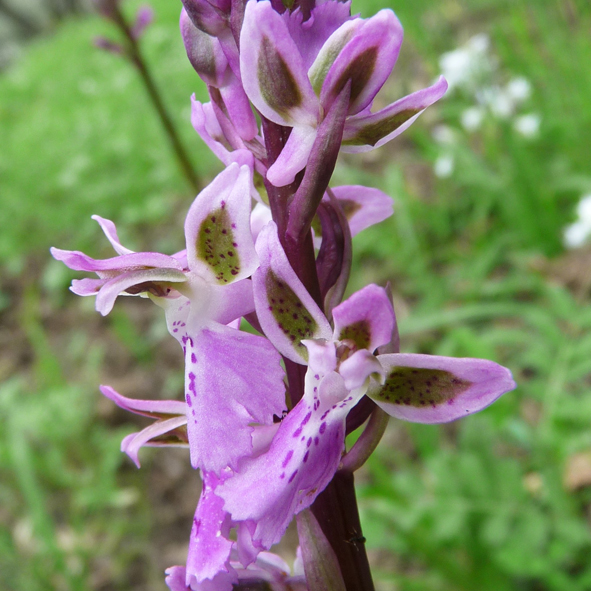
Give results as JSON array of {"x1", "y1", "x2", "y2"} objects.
[
  {"x1": 99, "y1": 384, "x2": 187, "y2": 418},
  {"x1": 50, "y1": 247, "x2": 183, "y2": 273},
  {"x1": 253, "y1": 222, "x2": 332, "y2": 364},
  {"x1": 266, "y1": 125, "x2": 317, "y2": 187},
  {"x1": 94, "y1": 267, "x2": 187, "y2": 315},
  {"x1": 368, "y1": 353, "x2": 516, "y2": 423},
  {"x1": 329, "y1": 185, "x2": 393, "y2": 236},
  {"x1": 240, "y1": 0, "x2": 318, "y2": 127},
  {"x1": 284, "y1": 0, "x2": 352, "y2": 72},
  {"x1": 120, "y1": 415, "x2": 188, "y2": 468},
  {"x1": 341, "y1": 76, "x2": 448, "y2": 152},
  {"x1": 183, "y1": 322, "x2": 286, "y2": 473},
  {"x1": 185, "y1": 163, "x2": 258, "y2": 285},
  {"x1": 218, "y1": 371, "x2": 360, "y2": 549},
  {"x1": 332, "y1": 284, "x2": 395, "y2": 352},
  {"x1": 319, "y1": 9, "x2": 403, "y2": 116},
  {"x1": 186, "y1": 472, "x2": 237, "y2": 587},
  {"x1": 91, "y1": 215, "x2": 134, "y2": 255}
]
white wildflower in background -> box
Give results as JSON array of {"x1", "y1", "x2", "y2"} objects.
[
  {"x1": 506, "y1": 77, "x2": 531, "y2": 102},
  {"x1": 439, "y1": 33, "x2": 494, "y2": 91},
  {"x1": 461, "y1": 106, "x2": 485, "y2": 131},
  {"x1": 513, "y1": 113, "x2": 541, "y2": 138},
  {"x1": 563, "y1": 194, "x2": 591, "y2": 248},
  {"x1": 434, "y1": 154, "x2": 455, "y2": 178}
]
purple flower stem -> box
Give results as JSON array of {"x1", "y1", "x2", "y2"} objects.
[
  {"x1": 107, "y1": 3, "x2": 201, "y2": 193},
  {"x1": 261, "y1": 107, "x2": 375, "y2": 591},
  {"x1": 311, "y1": 471, "x2": 375, "y2": 591}
]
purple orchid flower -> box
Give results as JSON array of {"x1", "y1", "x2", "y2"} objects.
[
  {"x1": 209, "y1": 222, "x2": 515, "y2": 551},
  {"x1": 239, "y1": 0, "x2": 448, "y2": 186},
  {"x1": 52, "y1": 164, "x2": 287, "y2": 474}
]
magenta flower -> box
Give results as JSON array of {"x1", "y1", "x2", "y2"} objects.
[
  {"x1": 212, "y1": 222, "x2": 515, "y2": 550},
  {"x1": 239, "y1": 0, "x2": 448, "y2": 186},
  {"x1": 52, "y1": 164, "x2": 286, "y2": 474}
]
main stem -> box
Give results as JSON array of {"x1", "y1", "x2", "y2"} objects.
[
  {"x1": 110, "y1": 5, "x2": 201, "y2": 194},
  {"x1": 262, "y1": 117, "x2": 375, "y2": 591}
]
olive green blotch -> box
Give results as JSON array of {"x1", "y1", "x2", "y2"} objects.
[
  {"x1": 196, "y1": 205, "x2": 241, "y2": 284},
  {"x1": 338, "y1": 320, "x2": 371, "y2": 351},
  {"x1": 337, "y1": 198, "x2": 362, "y2": 222},
  {"x1": 265, "y1": 269, "x2": 318, "y2": 360},
  {"x1": 374, "y1": 367, "x2": 472, "y2": 407},
  {"x1": 258, "y1": 35, "x2": 302, "y2": 120},
  {"x1": 342, "y1": 108, "x2": 420, "y2": 147},
  {"x1": 333, "y1": 46, "x2": 378, "y2": 106}
]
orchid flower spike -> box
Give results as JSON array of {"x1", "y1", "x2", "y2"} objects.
[
  {"x1": 212, "y1": 222, "x2": 515, "y2": 551},
  {"x1": 240, "y1": 0, "x2": 448, "y2": 186}
]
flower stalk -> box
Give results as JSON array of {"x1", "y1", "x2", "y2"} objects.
[{"x1": 52, "y1": 1, "x2": 516, "y2": 589}]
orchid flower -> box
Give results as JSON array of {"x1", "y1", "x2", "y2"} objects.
[
  {"x1": 213, "y1": 222, "x2": 515, "y2": 550},
  {"x1": 52, "y1": 164, "x2": 287, "y2": 474},
  {"x1": 240, "y1": 0, "x2": 448, "y2": 186}
]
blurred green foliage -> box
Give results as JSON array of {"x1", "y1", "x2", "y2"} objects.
[{"x1": 1, "y1": 0, "x2": 591, "y2": 590}]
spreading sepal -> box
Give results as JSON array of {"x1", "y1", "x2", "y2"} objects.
[{"x1": 368, "y1": 354, "x2": 516, "y2": 423}]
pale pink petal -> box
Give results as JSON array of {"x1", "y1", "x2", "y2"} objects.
[
  {"x1": 329, "y1": 185, "x2": 393, "y2": 236},
  {"x1": 253, "y1": 222, "x2": 332, "y2": 364},
  {"x1": 185, "y1": 163, "x2": 258, "y2": 285},
  {"x1": 240, "y1": 0, "x2": 319, "y2": 127},
  {"x1": 369, "y1": 353, "x2": 516, "y2": 423}
]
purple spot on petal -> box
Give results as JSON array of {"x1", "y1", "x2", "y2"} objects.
[
  {"x1": 314, "y1": 437, "x2": 319, "y2": 446},
  {"x1": 319, "y1": 422, "x2": 326, "y2": 434},
  {"x1": 280, "y1": 472, "x2": 285, "y2": 479},
  {"x1": 303, "y1": 451, "x2": 309, "y2": 463},
  {"x1": 288, "y1": 470, "x2": 298, "y2": 483},
  {"x1": 282, "y1": 449, "x2": 294, "y2": 468},
  {"x1": 307, "y1": 437, "x2": 312, "y2": 447},
  {"x1": 301, "y1": 412, "x2": 312, "y2": 426},
  {"x1": 186, "y1": 394, "x2": 193, "y2": 407}
]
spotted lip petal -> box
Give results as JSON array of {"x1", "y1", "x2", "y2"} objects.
[
  {"x1": 186, "y1": 472, "x2": 236, "y2": 587},
  {"x1": 368, "y1": 353, "x2": 516, "y2": 423},
  {"x1": 218, "y1": 371, "x2": 361, "y2": 549},
  {"x1": 181, "y1": 322, "x2": 286, "y2": 474},
  {"x1": 252, "y1": 221, "x2": 332, "y2": 364}
]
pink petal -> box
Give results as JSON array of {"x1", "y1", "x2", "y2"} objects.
[
  {"x1": 341, "y1": 76, "x2": 448, "y2": 152},
  {"x1": 332, "y1": 284, "x2": 395, "y2": 352},
  {"x1": 266, "y1": 125, "x2": 317, "y2": 187},
  {"x1": 95, "y1": 267, "x2": 187, "y2": 315},
  {"x1": 120, "y1": 415, "x2": 188, "y2": 468},
  {"x1": 369, "y1": 353, "x2": 516, "y2": 423},
  {"x1": 91, "y1": 215, "x2": 134, "y2": 255},
  {"x1": 240, "y1": 0, "x2": 319, "y2": 127},
  {"x1": 185, "y1": 163, "x2": 258, "y2": 285},
  {"x1": 186, "y1": 472, "x2": 236, "y2": 586},
  {"x1": 329, "y1": 185, "x2": 393, "y2": 236},
  {"x1": 253, "y1": 222, "x2": 332, "y2": 364},
  {"x1": 182, "y1": 323, "x2": 286, "y2": 474},
  {"x1": 218, "y1": 371, "x2": 361, "y2": 549},
  {"x1": 99, "y1": 384, "x2": 187, "y2": 418},
  {"x1": 319, "y1": 9, "x2": 403, "y2": 116}
]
